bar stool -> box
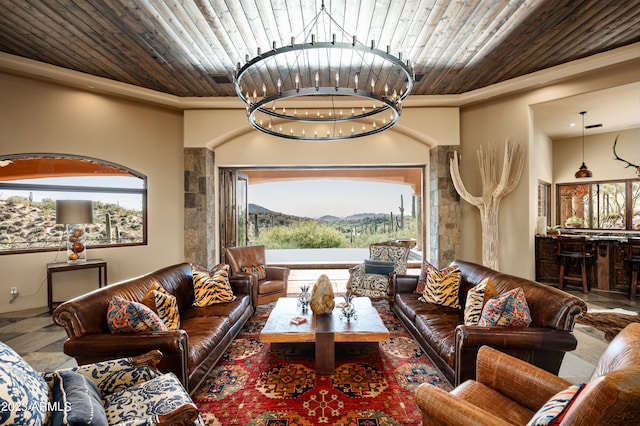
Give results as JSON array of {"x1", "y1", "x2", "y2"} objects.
[
  {"x1": 627, "y1": 237, "x2": 640, "y2": 300},
  {"x1": 556, "y1": 235, "x2": 594, "y2": 294}
]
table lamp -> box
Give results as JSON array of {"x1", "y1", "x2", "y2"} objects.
[{"x1": 56, "y1": 200, "x2": 94, "y2": 263}]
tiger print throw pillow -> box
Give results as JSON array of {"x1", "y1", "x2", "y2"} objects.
[
  {"x1": 463, "y1": 277, "x2": 498, "y2": 325},
  {"x1": 153, "y1": 289, "x2": 180, "y2": 330},
  {"x1": 419, "y1": 265, "x2": 462, "y2": 308},
  {"x1": 193, "y1": 264, "x2": 236, "y2": 307}
]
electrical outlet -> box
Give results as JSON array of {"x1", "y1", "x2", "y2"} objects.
[{"x1": 10, "y1": 287, "x2": 18, "y2": 296}]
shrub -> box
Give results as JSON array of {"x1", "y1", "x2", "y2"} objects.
[{"x1": 255, "y1": 220, "x2": 347, "y2": 249}]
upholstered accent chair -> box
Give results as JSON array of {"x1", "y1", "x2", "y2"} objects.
[
  {"x1": 0, "y1": 343, "x2": 202, "y2": 426},
  {"x1": 347, "y1": 241, "x2": 410, "y2": 306},
  {"x1": 225, "y1": 244, "x2": 290, "y2": 306},
  {"x1": 415, "y1": 323, "x2": 640, "y2": 425}
]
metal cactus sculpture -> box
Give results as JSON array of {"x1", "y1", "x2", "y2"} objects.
[{"x1": 449, "y1": 140, "x2": 525, "y2": 270}]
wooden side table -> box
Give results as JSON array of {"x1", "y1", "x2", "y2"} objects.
[{"x1": 47, "y1": 259, "x2": 107, "y2": 314}]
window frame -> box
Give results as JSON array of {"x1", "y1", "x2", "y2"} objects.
[
  {"x1": 556, "y1": 178, "x2": 638, "y2": 230},
  {"x1": 0, "y1": 153, "x2": 147, "y2": 255}
]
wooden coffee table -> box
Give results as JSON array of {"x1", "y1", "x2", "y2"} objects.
[{"x1": 260, "y1": 296, "x2": 389, "y2": 374}]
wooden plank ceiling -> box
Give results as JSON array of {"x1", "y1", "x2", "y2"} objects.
[{"x1": 0, "y1": 0, "x2": 638, "y2": 98}]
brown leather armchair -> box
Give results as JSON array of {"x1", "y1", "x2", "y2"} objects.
[
  {"x1": 225, "y1": 245, "x2": 290, "y2": 306},
  {"x1": 415, "y1": 323, "x2": 640, "y2": 425}
]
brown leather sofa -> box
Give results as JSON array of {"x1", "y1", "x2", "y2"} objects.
[
  {"x1": 225, "y1": 245, "x2": 289, "y2": 306},
  {"x1": 391, "y1": 259, "x2": 587, "y2": 386},
  {"x1": 415, "y1": 323, "x2": 640, "y2": 425},
  {"x1": 53, "y1": 262, "x2": 253, "y2": 394}
]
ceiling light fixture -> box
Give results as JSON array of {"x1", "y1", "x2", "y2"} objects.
[
  {"x1": 575, "y1": 111, "x2": 593, "y2": 178},
  {"x1": 232, "y1": 1, "x2": 414, "y2": 141}
]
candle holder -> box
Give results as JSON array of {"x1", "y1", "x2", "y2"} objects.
[
  {"x1": 340, "y1": 294, "x2": 358, "y2": 322},
  {"x1": 298, "y1": 284, "x2": 310, "y2": 311}
]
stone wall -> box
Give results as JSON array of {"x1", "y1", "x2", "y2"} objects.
[
  {"x1": 429, "y1": 145, "x2": 461, "y2": 268},
  {"x1": 184, "y1": 148, "x2": 215, "y2": 268}
]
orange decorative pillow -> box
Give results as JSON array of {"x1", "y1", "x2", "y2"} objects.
[{"x1": 241, "y1": 264, "x2": 267, "y2": 281}]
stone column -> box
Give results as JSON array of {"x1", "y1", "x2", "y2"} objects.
[
  {"x1": 184, "y1": 148, "x2": 215, "y2": 268},
  {"x1": 429, "y1": 146, "x2": 461, "y2": 268}
]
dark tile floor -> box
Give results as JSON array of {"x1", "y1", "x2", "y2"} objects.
[{"x1": 2, "y1": 269, "x2": 637, "y2": 384}]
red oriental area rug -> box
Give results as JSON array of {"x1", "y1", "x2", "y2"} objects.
[{"x1": 192, "y1": 302, "x2": 452, "y2": 425}]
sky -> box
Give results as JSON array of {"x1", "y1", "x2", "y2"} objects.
[
  {"x1": 248, "y1": 180, "x2": 413, "y2": 218},
  {"x1": 1, "y1": 176, "x2": 143, "y2": 210}
]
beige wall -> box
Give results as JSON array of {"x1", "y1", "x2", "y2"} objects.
[
  {"x1": 458, "y1": 59, "x2": 640, "y2": 278},
  {"x1": 554, "y1": 128, "x2": 640, "y2": 185},
  {"x1": 0, "y1": 73, "x2": 184, "y2": 313}
]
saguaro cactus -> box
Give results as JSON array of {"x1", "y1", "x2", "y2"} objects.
[
  {"x1": 399, "y1": 195, "x2": 404, "y2": 229},
  {"x1": 449, "y1": 140, "x2": 525, "y2": 270}
]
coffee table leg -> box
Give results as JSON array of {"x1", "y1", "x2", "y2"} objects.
[{"x1": 315, "y1": 314, "x2": 334, "y2": 375}]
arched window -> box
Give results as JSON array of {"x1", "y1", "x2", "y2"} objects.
[{"x1": 0, "y1": 154, "x2": 147, "y2": 254}]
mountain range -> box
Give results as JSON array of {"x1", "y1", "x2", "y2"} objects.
[{"x1": 249, "y1": 203, "x2": 389, "y2": 221}]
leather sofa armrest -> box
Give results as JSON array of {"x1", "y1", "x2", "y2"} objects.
[
  {"x1": 392, "y1": 274, "x2": 420, "y2": 294},
  {"x1": 475, "y1": 346, "x2": 571, "y2": 411},
  {"x1": 64, "y1": 330, "x2": 188, "y2": 359},
  {"x1": 415, "y1": 383, "x2": 512, "y2": 426},
  {"x1": 229, "y1": 275, "x2": 252, "y2": 295},
  {"x1": 455, "y1": 326, "x2": 578, "y2": 352},
  {"x1": 266, "y1": 266, "x2": 290, "y2": 281}
]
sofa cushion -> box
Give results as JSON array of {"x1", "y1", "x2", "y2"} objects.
[
  {"x1": 463, "y1": 278, "x2": 498, "y2": 326},
  {"x1": 241, "y1": 264, "x2": 267, "y2": 280},
  {"x1": 0, "y1": 342, "x2": 50, "y2": 426},
  {"x1": 478, "y1": 287, "x2": 532, "y2": 327},
  {"x1": 419, "y1": 265, "x2": 462, "y2": 308},
  {"x1": 51, "y1": 370, "x2": 108, "y2": 426},
  {"x1": 154, "y1": 289, "x2": 181, "y2": 330},
  {"x1": 193, "y1": 265, "x2": 236, "y2": 306},
  {"x1": 527, "y1": 383, "x2": 585, "y2": 426},
  {"x1": 182, "y1": 295, "x2": 251, "y2": 324},
  {"x1": 106, "y1": 296, "x2": 168, "y2": 333},
  {"x1": 257, "y1": 279, "x2": 287, "y2": 295},
  {"x1": 181, "y1": 316, "x2": 231, "y2": 371},
  {"x1": 415, "y1": 313, "x2": 459, "y2": 368},
  {"x1": 370, "y1": 245, "x2": 409, "y2": 274}
]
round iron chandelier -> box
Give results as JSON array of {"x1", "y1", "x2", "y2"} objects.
[{"x1": 233, "y1": 1, "x2": 414, "y2": 141}]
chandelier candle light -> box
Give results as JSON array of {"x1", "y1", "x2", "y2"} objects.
[
  {"x1": 233, "y1": 1, "x2": 414, "y2": 141},
  {"x1": 55, "y1": 200, "x2": 94, "y2": 263}
]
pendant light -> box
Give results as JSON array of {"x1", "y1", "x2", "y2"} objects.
[{"x1": 575, "y1": 111, "x2": 593, "y2": 178}]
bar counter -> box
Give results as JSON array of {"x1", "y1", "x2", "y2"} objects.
[{"x1": 535, "y1": 232, "x2": 639, "y2": 295}]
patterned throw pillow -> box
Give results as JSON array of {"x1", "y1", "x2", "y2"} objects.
[
  {"x1": 464, "y1": 278, "x2": 498, "y2": 325},
  {"x1": 106, "y1": 296, "x2": 168, "y2": 333},
  {"x1": 153, "y1": 290, "x2": 180, "y2": 330},
  {"x1": 419, "y1": 266, "x2": 462, "y2": 308},
  {"x1": 192, "y1": 263, "x2": 225, "y2": 274},
  {"x1": 369, "y1": 245, "x2": 409, "y2": 275},
  {"x1": 478, "y1": 287, "x2": 532, "y2": 327},
  {"x1": 527, "y1": 383, "x2": 585, "y2": 426},
  {"x1": 193, "y1": 264, "x2": 236, "y2": 307},
  {"x1": 51, "y1": 370, "x2": 109, "y2": 426},
  {"x1": 0, "y1": 342, "x2": 50, "y2": 425},
  {"x1": 240, "y1": 264, "x2": 267, "y2": 280}
]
